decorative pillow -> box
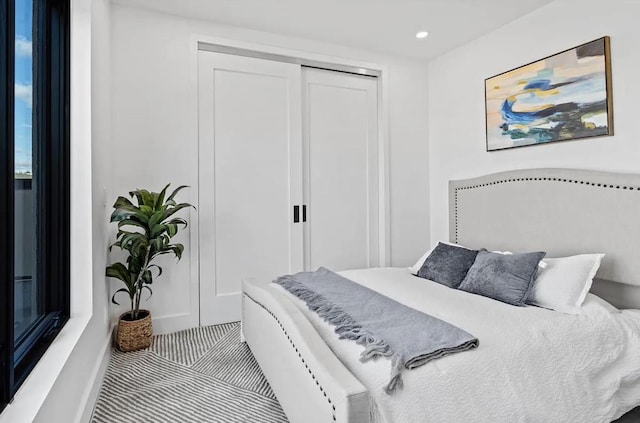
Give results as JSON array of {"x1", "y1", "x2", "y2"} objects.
[
  {"x1": 494, "y1": 250, "x2": 548, "y2": 269},
  {"x1": 458, "y1": 250, "x2": 546, "y2": 306},
  {"x1": 527, "y1": 254, "x2": 605, "y2": 314},
  {"x1": 416, "y1": 242, "x2": 480, "y2": 288},
  {"x1": 409, "y1": 241, "x2": 468, "y2": 275}
]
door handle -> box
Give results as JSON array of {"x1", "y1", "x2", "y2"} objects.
[
  {"x1": 302, "y1": 205, "x2": 307, "y2": 222},
  {"x1": 293, "y1": 205, "x2": 300, "y2": 223}
]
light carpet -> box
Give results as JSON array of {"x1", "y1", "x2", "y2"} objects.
[{"x1": 91, "y1": 322, "x2": 288, "y2": 423}]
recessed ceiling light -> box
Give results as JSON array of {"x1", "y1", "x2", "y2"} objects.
[{"x1": 416, "y1": 31, "x2": 429, "y2": 39}]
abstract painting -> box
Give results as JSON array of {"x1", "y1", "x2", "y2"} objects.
[{"x1": 485, "y1": 36, "x2": 613, "y2": 151}]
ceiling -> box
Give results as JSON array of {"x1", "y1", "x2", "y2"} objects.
[{"x1": 115, "y1": 0, "x2": 555, "y2": 61}]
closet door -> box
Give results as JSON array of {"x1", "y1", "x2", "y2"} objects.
[
  {"x1": 198, "y1": 51, "x2": 303, "y2": 325},
  {"x1": 302, "y1": 68, "x2": 379, "y2": 271}
]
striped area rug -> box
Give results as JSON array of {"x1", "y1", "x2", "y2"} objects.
[{"x1": 91, "y1": 323, "x2": 288, "y2": 423}]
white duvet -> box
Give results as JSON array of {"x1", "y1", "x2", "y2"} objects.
[{"x1": 273, "y1": 267, "x2": 640, "y2": 423}]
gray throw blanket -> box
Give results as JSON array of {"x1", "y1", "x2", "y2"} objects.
[{"x1": 275, "y1": 267, "x2": 478, "y2": 395}]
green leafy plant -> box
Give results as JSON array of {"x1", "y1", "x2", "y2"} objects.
[{"x1": 106, "y1": 184, "x2": 194, "y2": 320}]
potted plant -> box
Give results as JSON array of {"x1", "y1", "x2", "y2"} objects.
[{"x1": 106, "y1": 184, "x2": 194, "y2": 352}]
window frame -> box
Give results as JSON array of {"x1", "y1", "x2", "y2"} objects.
[
  {"x1": 0, "y1": 0, "x2": 17, "y2": 409},
  {"x1": 0, "y1": 0, "x2": 70, "y2": 412}
]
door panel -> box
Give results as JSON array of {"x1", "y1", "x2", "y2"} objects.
[
  {"x1": 199, "y1": 52, "x2": 303, "y2": 325},
  {"x1": 302, "y1": 68, "x2": 379, "y2": 271}
]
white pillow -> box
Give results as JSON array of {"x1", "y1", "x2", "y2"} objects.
[
  {"x1": 583, "y1": 293, "x2": 619, "y2": 314},
  {"x1": 528, "y1": 254, "x2": 605, "y2": 314},
  {"x1": 408, "y1": 241, "x2": 468, "y2": 275}
]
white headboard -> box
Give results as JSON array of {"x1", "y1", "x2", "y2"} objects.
[{"x1": 449, "y1": 168, "x2": 640, "y2": 309}]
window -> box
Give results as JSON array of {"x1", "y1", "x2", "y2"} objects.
[{"x1": 1, "y1": 0, "x2": 70, "y2": 411}]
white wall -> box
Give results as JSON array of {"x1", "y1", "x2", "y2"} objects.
[
  {"x1": 388, "y1": 64, "x2": 430, "y2": 267},
  {"x1": 30, "y1": 0, "x2": 113, "y2": 421},
  {"x1": 110, "y1": 4, "x2": 430, "y2": 332},
  {"x1": 428, "y1": 0, "x2": 640, "y2": 243}
]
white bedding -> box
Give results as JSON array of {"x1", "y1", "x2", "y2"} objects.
[{"x1": 272, "y1": 267, "x2": 640, "y2": 423}]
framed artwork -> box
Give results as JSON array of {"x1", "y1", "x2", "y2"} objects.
[{"x1": 485, "y1": 36, "x2": 613, "y2": 151}]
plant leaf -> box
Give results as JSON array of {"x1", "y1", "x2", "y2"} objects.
[
  {"x1": 167, "y1": 217, "x2": 187, "y2": 227},
  {"x1": 111, "y1": 288, "x2": 132, "y2": 305},
  {"x1": 141, "y1": 269, "x2": 153, "y2": 285},
  {"x1": 142, "y1": 285, "x2": 153, "y2": 301},
  {"x1": 155, "y1": 184, "x2": 171, "y2": 209},
  {"x1": 111, "y1": 196, "x2": 150, "y2": 224},
  {"x1": 106, "y1": 262, "x2": 131, "y2": 283},
  {"x1": 148, "y1": 264, "x2": 163, "y2": 277},
  {"x1": 165, "y1": 203, "x2": 195, "y2": 220},
  {"x1": 148, "y1": 210, "x2": 167, "y2": 234},
  {"x1": 171, "y1": 243, "x2": 184, "y2": 260},
  {"x1": 167, "y1": 185, "x2": 189, "y2": 203},
  {"x1": 129, "y1": 189, "x2": 144, "y2": 206},
  {"x1": 139, "y1": 189, "x2": 154, "y2": 206},
  {"x1": 113, "y1": 196, "x2": 135, "y2": 208},
  {"x1": 150, "y1": 224, "x2": 167, "y2": 239},
  {"x1": 140, "y1": 205, "x2": 154, "y2": 216},
  {"x1": 117, "y1": 218, "x2": 148, "y2": 233}
]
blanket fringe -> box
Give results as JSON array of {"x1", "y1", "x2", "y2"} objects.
[
  {"x1": 385, "y1": 355, "x2": 405, "y2": 394},
  {"x1": 275, "y1": 275, "x2": 404, "y2": 394}
]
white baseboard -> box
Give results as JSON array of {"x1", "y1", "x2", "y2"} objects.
[
  {"x1": 76, "y1": 329, "x2": 113, "y2": 423},
  {"x1": 151, "y1": 313, "x2": 199, "y2": 335}
]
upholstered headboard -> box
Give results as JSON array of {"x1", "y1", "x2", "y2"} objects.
[{"x1": 449, "y1": 168, "x2": 640, "y2": 309}]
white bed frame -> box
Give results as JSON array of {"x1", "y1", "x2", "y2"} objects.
[
  {"x1": 242, "y1": 168, "x2": 640, "y2": 423},
  {"x1": 242, "y1": 279, "x2": 369, "y2": 423}
]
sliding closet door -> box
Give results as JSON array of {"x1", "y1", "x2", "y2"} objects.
[
  {"x1": 198, "y1": 51, "x2": 303, "y2": 325},
  {"x1": 302, "y1": 68, "x2": 379, "y2": 271}
]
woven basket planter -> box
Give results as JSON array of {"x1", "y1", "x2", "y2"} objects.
[{"x1": 116, "y1": 310, "x2": 153, "y2": 352}]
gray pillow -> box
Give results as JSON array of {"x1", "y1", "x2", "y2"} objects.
[
  {"x1": 458, "y1": 250, "x2": 546, "y2": 306},
  {"x1": 417, "y1": 242, "x2": 479, "y2": 288}
]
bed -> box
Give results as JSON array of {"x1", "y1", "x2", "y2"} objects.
[{"x1": 241, "y1": 168, "x2": 640, "y2": 423}]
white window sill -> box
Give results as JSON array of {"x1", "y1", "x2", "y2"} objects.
[{"x1": 0, "y1": 313, "x2": 91, "y2": 423}]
